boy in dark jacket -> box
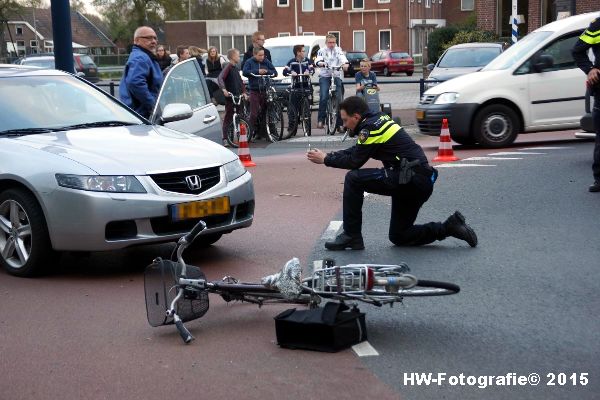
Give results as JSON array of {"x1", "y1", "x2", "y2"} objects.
[
  {"x1": 242, "y1": 47, "x2": 277, "y2": 139},
  {"x1": 218, "y1": 48, "x2": 247, "y2": 146},
  {"x1": 283, "y1": 44, "x2": 314, "y2": 135}
]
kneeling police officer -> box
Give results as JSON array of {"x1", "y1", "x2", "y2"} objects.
[{"x1": 307, "y1": 96, "x2": 477, "y2": 250}]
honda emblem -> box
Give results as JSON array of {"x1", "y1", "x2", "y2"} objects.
[{"x1": 185, "y1": 175, "x2": 202, "y2": 190}]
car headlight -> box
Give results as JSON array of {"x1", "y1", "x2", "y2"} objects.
[
  {"x1": 434, "y1": 92, "x2": 460, "y2": 104},
  {"x1": 223, "y1": 159, "x2": 246, "y2": 182},
  {"x1": 55, "y1": 174, "x2": 146, "y2": 193}
]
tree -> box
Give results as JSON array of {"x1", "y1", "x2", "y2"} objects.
[{"x1": 0, "y1": 0, "x2": 24, "y2": 59}]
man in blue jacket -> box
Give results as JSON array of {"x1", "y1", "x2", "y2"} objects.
[
  {"x1": 119, "y1": 26, "x2": 163, "y2": 119},
  {"x1": 242, "y1": 47, "x2": 277, "y2": 140}
]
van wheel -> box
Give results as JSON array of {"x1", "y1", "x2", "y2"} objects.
[{"x1": 473, "y1": 104, "x2": 519, "y2": 148}]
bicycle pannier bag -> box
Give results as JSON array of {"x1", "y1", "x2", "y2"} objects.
[{"x1": 274, "y1": 302, "x2": 367, "y2": 352}]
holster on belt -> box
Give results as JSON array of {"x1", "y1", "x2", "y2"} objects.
[{"x1": 396, "y1": 158, "x2": 421, "y2": 184}]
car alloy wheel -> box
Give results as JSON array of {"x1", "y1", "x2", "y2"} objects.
[{"x1": 0, "y1": 198, "x2": 32, "y2": 270}]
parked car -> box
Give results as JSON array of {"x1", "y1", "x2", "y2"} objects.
[
  {"x1": 370, "y1": 51, "x2": 414, "y2": 76},
  {"x1": 416, "y1": 12, "x2": 599, "y2": 147},
  {"x1": 18, "y1": 53, "x2": 100, "y2": 83},
  {"x1": 344, "y1": 50, "x2": 369, "y2": 77},
  {"x1": 0, "y1": 59, "x2": 254, "y2": 277},
  {"x1": 425, "y1": 42, "x2": 503, "y2": 89}
]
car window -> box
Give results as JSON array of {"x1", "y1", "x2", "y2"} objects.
[
  {"x1": 483, "y1": 31, "x2": 553, "y2": 71},
  {"x1": 157, "y1": 60, "x2": 208, "y2": 113},
  {"x1": 390, "y1": 52, "x2": 410, "y2": 59},
  {"x1": 371, "y1": 52, "x2": 380, "y2": 60},
  {"x1": 0, "y1": 75, "x2": 142, "y2": 132},
  {"x1": 78, "y1": 55, "x2": 96, "y2": 66},
  {"x1": 267, "y1": 45, "x2": 310, "y2": 67},
  {"x1": 535, "y1": 32, "x2": 581, "y2": 72},
  {"x1": 22, "y1": 59, "x2": 55, "y2": 69},
  {"x1": 438, "y1": 48, "x2": 500, "y2": 68},
  {"x1": 348, "y1": 52, "x2": 368, "y2": 60}
]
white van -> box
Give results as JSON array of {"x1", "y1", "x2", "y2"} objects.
[
  {"x1": 416, "y1": 12, "x2": 599, "y2": 147},
  {"x1": 264, "y1": 35, "x2": 325, "y2": 86}
]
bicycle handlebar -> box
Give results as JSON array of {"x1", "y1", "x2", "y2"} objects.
[{"x1": 183, "y1": 220, "x2": 207, "y2": 244}]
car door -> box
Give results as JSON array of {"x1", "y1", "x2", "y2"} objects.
[
  {"x1": 150, "y1": 58, "x2": 221, "y2": 139},
  {"x1": 526, "y1": 31, "x2": 586, "y2": 129}
]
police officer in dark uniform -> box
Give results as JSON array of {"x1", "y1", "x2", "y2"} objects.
[
  {"x1": 573, "y1": 16, "x2": 600, "y2": 193},
  {"x1": 307, "y1": 96, "x2": 478, "y2": 250}
]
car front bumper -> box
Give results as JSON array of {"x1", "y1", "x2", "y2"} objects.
[
  {"x1": 416, "y1": 103, "x2": 479, "y2": 138},
  {"x1": 43, "y1": 170, "x2": 254, "y2": 251}
]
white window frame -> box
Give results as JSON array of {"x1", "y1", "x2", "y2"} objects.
[
  {"x1": 302, "y1": 0, "x2": 314, "y2": 12},
  {"x1": 323, "y1": 0, "x2": 343, "y2": 11},
  {"x1": 353, "y1": 30, "x2": 366, "y2": 52},
  {"x1": 378, "y1": 0, "x2": 390, "y2": 3},
  {"x1": 461, "y1": 0, "x2": 474, "y2": 11},
  {"x1": 352, "y1": 0, "x2": 364, "y2": 10},
  {"x1": 425, "y1": 0, "x2": 431, "y2": 7},
  {"x1": 328, "y1": 31, "x2": 340, "y2": 46},
  {"x1": 278, "y1": 0, "x2": 290, "y2": 7},
  {"x1": 303, "y1": 32, "x2": 315, "y2": 36},
  {"x1": 15, "y1": 25, "x2": 23, "y2": 36},
  {"x1": 379, "y1": 29, "x2": 391, "y2": 51},
  {"x1": 278, "y1": 32, "x2": 291, "y2": 37}
]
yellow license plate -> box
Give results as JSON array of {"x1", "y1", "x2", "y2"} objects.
[
  {"x1": 416, "y1": 110, "x2": 425, "y2": 120},
  {"x1": 169, "y1": 196, "x2": 230, "y2": 222},
  {"x1": 399, "y1": 61, "x2": 407, "y2": 64}
]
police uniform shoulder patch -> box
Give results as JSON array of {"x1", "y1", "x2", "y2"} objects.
[{"x1": 358, "y1": 129, "x2": 370, "y2": 143}]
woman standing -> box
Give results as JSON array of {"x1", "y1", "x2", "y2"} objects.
[
  {"x1": 205, "y1": 46, "x2": 226, "y2": 78},
  {"x1": 156, "y1": 45, "x2": 172, "y2": 72}
]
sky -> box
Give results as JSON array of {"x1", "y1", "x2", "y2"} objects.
[{"x1": 80, "y1": 0, "x2": 254, "y2": 15}]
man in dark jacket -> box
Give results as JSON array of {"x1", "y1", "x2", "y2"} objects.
[
  {"x1": 572, "y1": 16, "x2": 600, "y2": 193},
  {"x1": 241, "y1": 31, "x2": 272, "y2": 69},
  {"x1": 242, "y1": 47, "x2": 277, "y2": 139},
  {"x1": 307, "y1": 96, "x2": 477, "y2": 250},
  {"x1": 119, "y1": 26, "x2": 163, "y2": 119}
]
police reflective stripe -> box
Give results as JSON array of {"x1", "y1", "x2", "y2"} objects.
[
  {"x1": 370, "y1": 120, "x2": 394, "y2": 135},
  {"x1": 360, "y1": 124, "x2": 400, "y2": 145},
  {"x1": 580, "y1": 26, "x2": 600, "y2": 45}
]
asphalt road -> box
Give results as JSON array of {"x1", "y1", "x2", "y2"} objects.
[{"x1": 1, "y1": 130, "x2": 597, "y2": 399}]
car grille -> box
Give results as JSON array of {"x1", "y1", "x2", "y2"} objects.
[
  {"x1": 417, "y1": 110, "x2": 452, "y2": 135},
  {"x1": 149, "y1": 167, "x2": 221, "y2": 195},
  {"x1": 420, "y1": 95, "x2": 436, "y2": 105}
]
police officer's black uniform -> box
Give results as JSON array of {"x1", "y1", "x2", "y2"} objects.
[
  {"x1": 323, "y1": 111, "x2": 477, "y2": 250},
  {"x1": 572, "y1": 17, "x2": 600, "y2": 192}
]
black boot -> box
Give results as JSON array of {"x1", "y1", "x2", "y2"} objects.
[
  {"x1": 325, "y1": 232, "x2": 365, "y2": 251},
  {"x1": 589, "y1": 182, "x2": 600, "y2": 192},
  {"x1": 443, "y1": 211, "x2": 478, "y2": 247}
]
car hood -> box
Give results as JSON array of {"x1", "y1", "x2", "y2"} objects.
[
  {"x1": 429, "y1": 67, "x2": 481, "y2": 81},
  {"x1": 424, "y1": 70, "x2": 503, "y2": 96},
  {"x1": 13, "y1": 124, "x2": 236, "y2": 175}
]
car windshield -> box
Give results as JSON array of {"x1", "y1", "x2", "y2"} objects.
[
  {"x1": 22, "y1": 58, "x2": 55, "y2": 69},
  {"x1": 390, "y1": 52, "x2": 410, "y2": 59},
  {"x1": 0, "y1": 75, "x2": 143, "y2": 132},
  {"x1": 347, "y1": 52, "x2": 368, "y2": 60},
  {"x1": 79, "y1": 55, "x2": 95, "y2": 65},
  {"x1": 482, "y1": 31, "x2": 553, "y2": 71},
  {"x1": 266, "y1": 45, "x2": 309, "y2": 67},
  {"x1": 437, "y1": 47, "x2": 501, "y2": 68}
]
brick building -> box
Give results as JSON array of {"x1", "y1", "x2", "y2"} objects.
[
  {"x1": 476, "y1": 0, "x2": 599, "y2": 39},
  {"x1": 261, "y1": 0, "x2": 475, "y2": 58}
]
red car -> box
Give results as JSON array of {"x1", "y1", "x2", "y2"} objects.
[{"x1": 370, "y1": 50, "x2": 414, "y2": 76}]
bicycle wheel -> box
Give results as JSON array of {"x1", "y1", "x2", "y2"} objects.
[
  {"x1": 225, "y1": 117, "x2": 249, "y2": 148},
  {"x1": 300, "y1": 97, "x2": 311, "y2": 137},
  {"x1": 325, "y1": 93, "x2": 338, "y2": 135},
  {"x1": 265, "y1": 102, "x2": 284, "y2": 143},
  {"x1": 367, "y1": 280, "x2": 460, "y2": 297},
  {"x1": 283, "y1": 100, "x2": 299, "y2": 140}
]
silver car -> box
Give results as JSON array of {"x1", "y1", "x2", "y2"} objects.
[{"x1": 0, "y1": 61, "x2": 254, "y2": 277}]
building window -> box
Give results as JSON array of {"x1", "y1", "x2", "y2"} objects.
[
  {"x1": 379, "y1": 30, "x2": 391, "y2": 50},
  {"x1": 378, "y1": 0, "x2": 390, "y2": 3},
  {"x1": 303, "y1": 32, "x2": 315, "y2": 36},
  {"x1": 30, "y1": 40, "x2": 38, "y2": 48},
  {"x1": 328, "y1": 31, "x2": 340, "y2": 46},
  {"x1": 323, "y1": 0, "x2": 342, "y2": 10},
  {"x1": 246, "y1": 35, "x2": 253, "y2": 49},
  {"x1": 425, "y1": 0, "x2": 431, "y2": 7},
  {"x1": 208, "y1": 36, "x2": 220, "y2": 52},
  {"x1": 353, "y1": 0, "x2": 364, "y2": 9},
  {"x1": 302, "y1": 0, "x2": 314, "y2": 11},
  {"x1": 461, "y1": 0, "x2": 474, "y2": 11},
  {"x1": 16, "y1": 25, "x2": 23, "y2": 36},
  {"x1": 278, "y1": 0, "x2": 289, "y2": 6},
  {"x1": 353, "y1": 30, "x2": 365, "y2": 52},
  {"x1": 278, "y1": 32, "x2": 290, "y2": 37},
  {"x1": 221, "y1": 36, "x2": 233, "y2": 55},
  {"x1": 234, "y1": 36, "x2": 245, "y2": 52}
]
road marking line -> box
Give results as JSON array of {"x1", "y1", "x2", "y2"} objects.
[
  {"x1": 518, "y1": 146, "x2": 572, "y2": 150},
  {"x1": 436, "y1": 164, "x2": 496, "y2": 168},
  {"x1": 353, "y1": 341, "x2": 380, "y2": 357},
  {"x1": 463, "y1": 157, "x2": 522, "y2": 161},
  {"x1": 321, "y1": 221, "x2": 343, "y2": 240},
  {"x1": 488, "y1": 152, "x2": 545, "y2": 156}
]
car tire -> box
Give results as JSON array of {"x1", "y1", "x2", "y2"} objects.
[
  {"x1": 407, "y1": 71, "x2": 413, "y2": 77},
  {"x1": 0, "y1": 188, "x2": 55, "y2": 277},
  {"x1": 189, "y1": 233, "x2": 223, "y2": 248},
  {"x1": 384, "y1": 67, "x2": 391, "y2": 77},
  {"x1": 473, "y1": 104, "x2": 519, "y2": 148}
]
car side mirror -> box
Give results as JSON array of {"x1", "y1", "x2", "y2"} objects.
[
  {"x1": 160, "y1": 103, "x2": 193, "y2": 124},
  {"x1": 532, "y1": 54, "x2": 554, "y2": 73},
  {"x1": 427, "y1": 63, "x2": 435, "y2": 71}
]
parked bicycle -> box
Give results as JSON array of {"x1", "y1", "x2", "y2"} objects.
[
  {"x1": 250, "y1": 73, "x2": 284, "y2": 143},
  {"x1": 224, "y1": 94, "x2": 250, "y2": 148},
  {"x1": 144, "y1": 220, "x2": 460, "y2": 344},
  {"x1": 285, "y1": 64, "x2": 313, "y2": 139},
  {"x1": 319, "y1": 65, "x2": 344, "y2": 136}
]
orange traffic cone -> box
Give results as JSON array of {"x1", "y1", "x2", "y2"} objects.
[
  {"x1": 432, "y1": 118, "x2": 459, "y2": 162},
  {"x1": 238, "y1": 123, "x2": 256, "y2": 167}
]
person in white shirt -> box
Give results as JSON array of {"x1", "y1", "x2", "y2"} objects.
[{"x1": 315, "y1": 34, "x2": 348, "y2": 132}]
